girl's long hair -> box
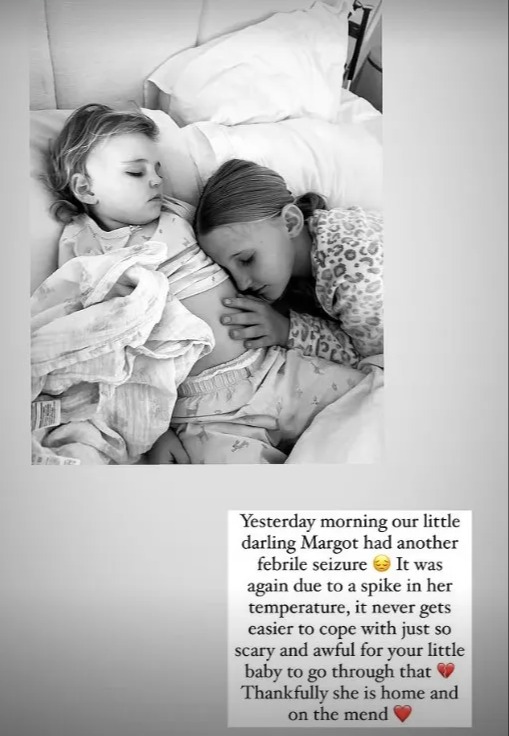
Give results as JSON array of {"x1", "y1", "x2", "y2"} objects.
[{"x1": 194, "y1": 158, "x2": 327, "y2": 236}]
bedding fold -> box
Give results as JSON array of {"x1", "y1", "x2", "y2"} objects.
[
  {"x1": 31, "y1": 243, "x2": 214, "y2": 465},
  {"x1": 286, "y1": 356, "x2": 384, "y2": 464}
]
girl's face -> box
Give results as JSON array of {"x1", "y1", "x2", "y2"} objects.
[
  {"x1": 83, "y1": 133, "x2": 163, "y2": 230},
  {"x1": 199, "y1": 217, "x2": 295, "y2": 302}
]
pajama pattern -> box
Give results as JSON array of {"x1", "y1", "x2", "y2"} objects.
[
  {"x1": 58, "y1": 196, "x2": 229, "y2": 300},
  {"x1": 287, "y1": 206, "x2": 383, "y2": 364},
  {"x1": 171, "y1": 346, "x2": 365, "y2": 464}
]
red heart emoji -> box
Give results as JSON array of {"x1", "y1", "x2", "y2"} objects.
[
  {"x1": 437, "y1": 662, "x2": 455, "y2": 678},
  {"x1": 394, "y1": 705, "x2": 412, "y2": 723}
]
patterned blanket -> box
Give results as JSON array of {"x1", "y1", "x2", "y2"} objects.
[{"x1": 31, "y1": 243, "x2": 213, "y2": 464}]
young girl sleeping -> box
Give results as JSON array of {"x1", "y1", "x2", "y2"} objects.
[
  {"x1": 193, "y1": 158, "x2": 384, "y2": 365},
  {"x1": 46, "y1": 104, "x2": 369, "y2": 464}
]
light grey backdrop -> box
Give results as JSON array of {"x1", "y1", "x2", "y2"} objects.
[{"x1": 0, "y1": 0, "x2": 507, "y2": 734}]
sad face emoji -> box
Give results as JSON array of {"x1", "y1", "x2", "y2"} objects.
[{"x1": 373, "y1": 554, "x2": 391, "y2": 572}]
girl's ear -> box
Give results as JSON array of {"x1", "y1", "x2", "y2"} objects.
[
  {"x1": 71, "y1": 173, "x2": 98, "y2": 204},
  {"x1": 281, "y1": 203, "x2": 304, "y2": 238}
]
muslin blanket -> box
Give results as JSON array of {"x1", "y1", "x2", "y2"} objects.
[{"x1": 31, "y1": 242, "x2": 214, "y2": 464}]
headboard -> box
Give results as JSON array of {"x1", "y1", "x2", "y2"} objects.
[{"x1": 30, "y1": 0, "x2": 338, "y2": 111}]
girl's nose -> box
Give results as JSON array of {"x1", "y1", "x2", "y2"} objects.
[
  {"x1": 149, "y1": 171, "x2": 163, "y2": 187},
  {"x1": 236, "y1": 273, "x2": 252, "y2": 292}
]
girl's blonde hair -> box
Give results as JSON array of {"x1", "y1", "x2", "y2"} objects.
[
  {"x1": 45, "y1": 103, "x2": 159, "y2": 224},
  {"x1": 194, "y1": 159, "x2": 327, "y2": 236}
]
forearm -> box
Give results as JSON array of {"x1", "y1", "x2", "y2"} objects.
[{"x1": 287, "y1": 310, "x2": 360, "y2": 367}]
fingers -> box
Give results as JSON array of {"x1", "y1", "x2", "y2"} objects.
[
  {"x1": 221, "y1": 297, "x2": 270, "y2": 331},
  {"x1": 169, "y1": 441, "x2": 191, "y2": 464},
  {"x1": 223, "y1": 295, "x2": 262, "y2": 310},
  {"x1": 149, "y1": 444, "x2": 189, "y2": 464},
  {"x1": 243, "y1": 336, "x2": 272, "y2": 349},
  {"x1": 221, "y1": 311, "x2": 259, "y2": 326},
  {"x1": 229, "y1": 325, "x2": 266, "y2": 340},
  {"x1": 147, "y1": 429, "x2": 190, "y2": 464},
  {"x1": 148, "y1": 449, "x2": 174, "y2": 464}
]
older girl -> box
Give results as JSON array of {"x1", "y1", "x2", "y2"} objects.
[{"x1": 194, "y1": 159, "x2": 383, "y2": 366}]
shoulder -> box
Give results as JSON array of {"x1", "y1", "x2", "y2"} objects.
[
  {"x1": 58, "y1": 214, "x2": 103, "y2": 266},
  {"x1": 309, "y1": 207, "x2": 382, "y2": 244},
  {"x1": 312, "y1": 206, "x2": 381, "y2": 225},
  {"x1": 161, "y1": 195, "x2": 196, "y2": 223},
  {"x1": 156, "y1": 209, "x2": 197, "y2": 250},
  {"x1": 59, "y1": 214, "x2": 94, "y2": 242},
  {"x1": 335, "y1": 206, "x2": 382, "y2": 233}
]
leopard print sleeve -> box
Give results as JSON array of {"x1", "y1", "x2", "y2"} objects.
[
  {"x1": 287, "y1": 309, "x2": 360, "y2": 367},
  {"x1": 309, "y1": 207, "x2": 384, "y2": 359}
]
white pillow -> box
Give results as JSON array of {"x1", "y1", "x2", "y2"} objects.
[
  {"x1": 30, "y1": 110, "x2": 72, "y2": 295},
  {"x1": 178, "y1": 115, "x2": 383, "y2": 211},
  {"x1": 29, "y1": 108, "x2": 202, "y2": 294},
  {"x1": 145, "y1": 1, "x2": 352, "y2": 126},
  {"x1": 196, "y1": 0, "x2": 319, "y2": 45}
]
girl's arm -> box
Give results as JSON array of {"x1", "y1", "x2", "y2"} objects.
[
  {"x1": 217, "y1": 295, "x2": 361, "y2": 367},
  {"x1": 304, "y1": 206, "x2": 384, "y2": 361},
  {"x1": 287, "y1": 309, "x2": 361, "y2": 367},
  {"x1": 58, "y1": 220, "x2": 88, "y2": 266}
]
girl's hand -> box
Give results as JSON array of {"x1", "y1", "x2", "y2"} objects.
[
  {"x1": 147, "y1": 428, "x2": 190, "y2": 464},
  {"x1": 221, "y1": 295, "x2": 290, "y2": 349}
]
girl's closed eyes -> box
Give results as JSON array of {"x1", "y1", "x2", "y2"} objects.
[
  {"x1": 194, "y1": 158, "x2": 383, "y2": 364},
  {"x1": 125, "y1": 161, "x2": 162, "y2": 178}
]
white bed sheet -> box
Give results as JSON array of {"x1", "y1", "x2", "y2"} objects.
[{"x1": 286, "y1": 362, "x2": 384, "y2": 464}]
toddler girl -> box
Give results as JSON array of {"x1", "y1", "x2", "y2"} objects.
[
  {"x1": 45, "y1": 104, "x2": 367, "y2": 464},
  {"x1": 194, "y1": 159, "x2": 383, "y2": 366}
]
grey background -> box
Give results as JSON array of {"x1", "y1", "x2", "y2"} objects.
[{"x1": 1, "y1": 0, "x2": 507, "y2": 734}]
